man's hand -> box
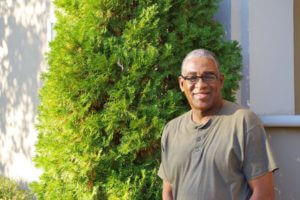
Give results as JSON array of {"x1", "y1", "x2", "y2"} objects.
[
  {"x1": 162, "y1": 180, "x2": 173, "y2": 200},
  {"x1": 248, "y1": 172, "x2": 275, "y2": 200}
]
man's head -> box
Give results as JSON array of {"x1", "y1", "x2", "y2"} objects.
[{"x1": 179, "y1": 49, "x2": 224, "y2": 113}]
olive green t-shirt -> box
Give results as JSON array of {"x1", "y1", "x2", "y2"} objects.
[{"x1": 158, "y1": 101, "x2": 277, "y2": 200}]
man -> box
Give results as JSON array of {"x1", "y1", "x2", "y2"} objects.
[{"x1": 158, "y1": 49, "x2": 278, "y2": 200}]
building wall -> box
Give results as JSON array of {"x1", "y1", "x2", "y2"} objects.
[
  {"x1": 0, "y1": 0, "x2": 50, "y2": 183},
  {"x1": 249, "y1": 0, "x2": 295, "y2": 115},
  {"x1": 230, "y1": 0, "x2": 250, "y2": 107},
  {"x1": 267, "y1": 128, "x2": 300, "y2": 199},
  {"x1": 295, "y1": 0, "x2": 300, "y2": 114}
]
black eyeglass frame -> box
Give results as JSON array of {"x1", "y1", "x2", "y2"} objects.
[{"x1": 180, "y1": 73, "x2": 219, "y2": 84}]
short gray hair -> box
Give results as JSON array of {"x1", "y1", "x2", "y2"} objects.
[{"x1": 181, "y1": 49, "x2": 220, "y2": 75}]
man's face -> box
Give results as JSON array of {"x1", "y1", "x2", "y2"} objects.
[{"x1": 179, "y1": 57, "x2": 224, "y2": 112}]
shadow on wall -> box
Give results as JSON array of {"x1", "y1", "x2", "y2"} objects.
[{"x1": 0, "y1": 0, "x2": 50, "y2": 182}]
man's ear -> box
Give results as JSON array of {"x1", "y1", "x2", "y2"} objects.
[{"x1": 178, "y1": 76, "x2": 185, "y2": 92}]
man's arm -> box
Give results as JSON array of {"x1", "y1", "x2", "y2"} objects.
[
  {"x1": 248, "y1": 172, "x2": 275, "y2": 200},
  {"x1": 162, "y1": 180, "x2": 173, "y2": 200}
]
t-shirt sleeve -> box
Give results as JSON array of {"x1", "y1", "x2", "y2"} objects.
[
  {"x1": 242, "y1": 122, "x2": 278, "y2": 180},
  {"x1": 158, "y1": 163, "x2": 168, "y2": 180},
  {"x1": 158, "y1": 124, "x2": 170, "y2": 181}
]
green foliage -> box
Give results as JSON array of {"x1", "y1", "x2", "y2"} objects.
[
  {"x1": 32, "y1": 0, "x2": 242, "y2": 199},
  {"x1": 0, "y1": 176, "x2": 34, "y2": 200}
]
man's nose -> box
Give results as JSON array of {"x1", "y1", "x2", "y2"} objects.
[{"x1": 195, "y1": 78, "x2": 208, "y2": 88}]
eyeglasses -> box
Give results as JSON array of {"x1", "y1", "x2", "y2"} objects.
[{"x1": 180, "y1": 73, "x2": 218, "y2": 84}]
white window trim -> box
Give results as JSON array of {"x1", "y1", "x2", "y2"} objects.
[
  {"x1": 259, "y1": 115, "x2": 300, "y2": 127},
  {"x1": 47, "y1": 1, "x2": 56, "y2": 43}
]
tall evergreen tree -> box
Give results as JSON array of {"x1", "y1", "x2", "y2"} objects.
[{"x1": 31, "y1": 0, "x2": 242, "y2": 199}]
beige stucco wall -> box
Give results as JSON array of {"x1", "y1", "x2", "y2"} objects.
[
  {"x1": 249, "y1": 0, "x2": 295, "y2": 115},
  {"x1": 295, "y1": 0, "x2": 300, "y2": 114},
  {"x1": 0, "y1": 0, "x2": 50, "y2": 182},
  {"x1": 267, "y1": 127, "x2": 300, "y2": 199}
]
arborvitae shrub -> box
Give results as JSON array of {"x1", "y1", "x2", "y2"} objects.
[
  {"x1": 0, "y1": 176, "x2": 34, "y2": 200},
  {"x1": 31, "y1": 0, "x2": 242, "y2": 199}
]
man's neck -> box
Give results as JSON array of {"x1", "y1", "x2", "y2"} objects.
[{"x1": 191, "y1": 100, "x2": 224, "y2": 124}]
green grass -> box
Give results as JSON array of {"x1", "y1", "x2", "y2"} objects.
[{"x1": 0, "y1": 176, "x2": 34, "y2": 200}]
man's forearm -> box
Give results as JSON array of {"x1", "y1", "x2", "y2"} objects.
[
  {"x1": 162, "y1": 180, "x2": 173, "y2": 200},
  {"x1": 162, "y1": 191, "x2": 173, "y2": 200},
  {"x1": 248, "y1": 172, "x2": 275, "y2": 200},
  {"x1": 249, "y1": 192, "x2": 274, "y2": 200}
]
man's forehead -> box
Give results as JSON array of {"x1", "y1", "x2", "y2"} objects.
[
  {"x1": 185, "y1": 57, "x2": 216, "y2": 66},
  {"x1": 185, "y1": 70, "x2": 217, "y2": 75},
  {"x1": 183, "y1": 57, "x2": 219, "y2": 73}
]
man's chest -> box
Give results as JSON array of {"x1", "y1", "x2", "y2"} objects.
[{"x1": 166, "y1": 125, "x2": 244, "y2": 182}]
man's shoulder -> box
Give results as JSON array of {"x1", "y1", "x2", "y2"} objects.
[
  {"x1": 161, "y1": 111, "x2": 190, "y2": 142},
  {"x1": 222, "y1": 100, "x2": 262, "y2": 128},
  {"x1": 223, "y1": 100, "x2": 253, "y2": 115},
  {"x1": 167, "y1": 111, "x2": 191, "y2": 127},
  {"x1": 164, "y1": 111, "x2": 190, "y2": 131}
]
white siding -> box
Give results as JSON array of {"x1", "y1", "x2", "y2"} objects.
[{"x1": 0, "y1": 0, "x2": 50, "y2": 182}]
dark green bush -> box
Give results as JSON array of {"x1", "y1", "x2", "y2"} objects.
[
  {"x1": 31, "y1": 0, "x2": 242, "y2": 199},
  {"x1": 0, "y1": 176, "x2": 34, "y2": 200}
]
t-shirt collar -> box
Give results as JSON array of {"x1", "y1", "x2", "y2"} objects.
[
  {"x1": 185, "y1": 100, "x2": 227, "y2": 130},
  {"x1": 186, "y1": 110, "x2": 213, "y2": 130}
]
